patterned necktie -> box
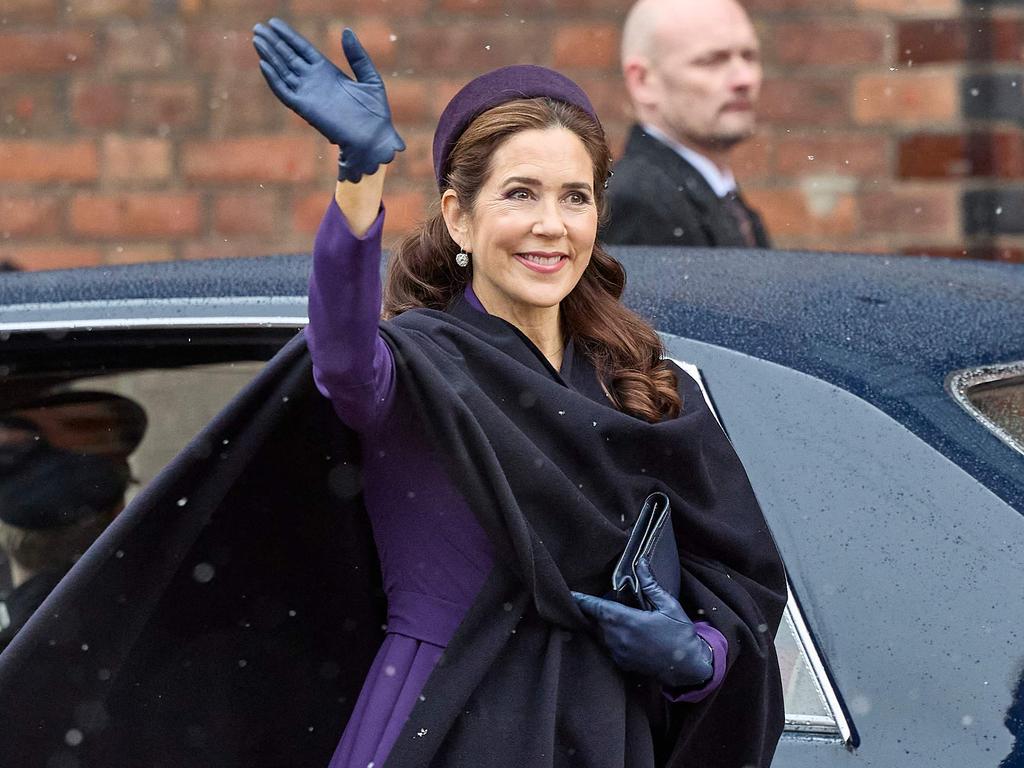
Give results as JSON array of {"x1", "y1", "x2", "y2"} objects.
[{"x1": 722, "y1": 191, "x2": 757, "y2": 247}]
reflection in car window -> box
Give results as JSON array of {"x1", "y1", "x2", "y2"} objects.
[
  {"x1": 947, "y1": 363, "x2": 1024, "y2": 456},
  {"x1": 0, "y1": 402, "x2": 133, "y2": 649},
  {"x1": 0, "y1": 361, "x2": 265, "y2": 649},
  {"x1": 70, "y1": 362, "x2": 266, "y2": 497}
]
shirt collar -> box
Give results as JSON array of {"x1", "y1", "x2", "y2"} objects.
[
  {"x1": 641, "y1": 124, "x2": 737, "y2": 198},
  {"x1": 463, "y1": 281, "x2": 487, "y2": 313}
]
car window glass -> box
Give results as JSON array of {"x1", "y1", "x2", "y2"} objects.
[
  {"x1": 0, "y1": 360, "x2": 266, "y2": 615},
  {"x1": 778, "y1": 596, "x2": 846, "y2": 738},
  {"x1": 965, "y1": 381, "x2": 1024, "y2": 444},
  {"x1": 66, "y1": 362, "x2": 265, "y2": 499},
  {"x1": 947, "y1": 363, "x2": 1024, "y2": 455}
]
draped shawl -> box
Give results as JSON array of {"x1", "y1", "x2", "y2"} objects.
[{"x1": 0, "y1": 298, "x2": 786, "y2": 768}]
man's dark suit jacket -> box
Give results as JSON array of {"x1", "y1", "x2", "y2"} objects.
[{"x1": 604, "y1": 125, "x2": 771, "y2": 248}]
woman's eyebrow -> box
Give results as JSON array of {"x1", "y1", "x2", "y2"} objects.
[
  {"x1": 563, "y1": 181, "x2": 594, "y2": 192},
  {"x1": 501, "y1": 175, "x2": 542, "y2": 187},
  {"x1": 501, "y1": 176, "x2": 593, "y2": 192}
]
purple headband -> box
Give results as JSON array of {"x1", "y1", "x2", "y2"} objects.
[{"x1": 431, "y1": 64, "x2": 600, "y2": 190}]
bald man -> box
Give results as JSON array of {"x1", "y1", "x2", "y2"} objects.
[{"x1": 605, "y1": 0, "x2": 770, "y2": 248}]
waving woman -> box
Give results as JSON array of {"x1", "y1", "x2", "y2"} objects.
[{"x1": 253, "y1": 17, "x2": 786, "y2": 768}]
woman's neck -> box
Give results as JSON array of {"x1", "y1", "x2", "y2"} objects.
[
  {"x1": 525, "y1": 324, "x2": 564, "y2": 371},
  {"x1": 503, "y1": 310, "x2": 565, "y2": 370},
  {"x1": 470, "y1": 287, "x2": 564, "y2": 370}
]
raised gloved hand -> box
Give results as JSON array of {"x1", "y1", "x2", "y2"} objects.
[
  {"x1": 252, "y1": 18, "x2": 405, "y2": 182},
  {"x1": 572, "y1": 559, "x2": 713, "y2": 688}
]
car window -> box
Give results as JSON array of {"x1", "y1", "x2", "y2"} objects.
[
  {"x1": 64, "y1": 362, "x2": 266, "y2": 498},
  {"x1": 0, "y1": 327, "x2": 292, "y2": 610},
  {"x1": 947, "y1": 362, "x2": 1024, "y2": 455}
]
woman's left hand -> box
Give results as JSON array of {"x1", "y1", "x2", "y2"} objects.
[{"x1": 572, "y1": 559, "x2": 714, "y2": 688}]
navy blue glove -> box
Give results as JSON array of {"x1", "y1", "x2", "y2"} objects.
[
  {"x1": 252, "y1": 18, "x2": 405, "y2": 182},
  {"x1": 572, "y1": 559, "x2": 713, "y2": 688}
]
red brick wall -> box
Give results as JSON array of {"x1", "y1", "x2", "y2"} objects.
[{"x1": 2, "y1": 0, "x2": 1022, "y2": 269}]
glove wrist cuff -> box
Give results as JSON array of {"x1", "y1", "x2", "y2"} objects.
[
  {"x1": 664, "y1": 635, "x2": 714, "y2": 689},
  {"x1": 337, "y1": 151, "x2": 371, "y2": 184},
  {"x1": 695, "y1": 635, "x2": 714, "y2": 684}
]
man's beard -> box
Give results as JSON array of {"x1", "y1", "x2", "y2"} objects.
[
  {"x1": 699, "y1": 120, "x2": 756, "y2": 152},
  {"x1": 701, "y1": 132, "x2": 749, "y2": 151}
]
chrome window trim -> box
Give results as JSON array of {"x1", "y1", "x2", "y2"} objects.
[
  {"x1": 0, "y1": 297, "x2": 307, "y2": 333},
  {"x1": 784, "y1": 714, "x2": 843, "y2": 733},
  {"x1": 946, "y1": 361, "x2": 1024, "y2": 457},
  {"x1": 782, "y1": 586, "x2": 852, "y2": 743},
  {"x1": 0, "y1": 317, "x2": 308, "y2": 332},
  {"x1": 0, "y1": 296, "x2": 305, "y2": 313}
]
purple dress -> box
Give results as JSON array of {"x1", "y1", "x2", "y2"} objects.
[{"x1": 306, "y1": 200, "x2": 727, "y2": 768}]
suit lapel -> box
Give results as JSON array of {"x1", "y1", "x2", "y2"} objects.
[{"x1": 624, "y1": 126, "x2": 758, "y2": 248}]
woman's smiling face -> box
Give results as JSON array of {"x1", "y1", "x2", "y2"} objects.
[{"x1": 444, "y1": 126, "x2": 598, "y2": 322}]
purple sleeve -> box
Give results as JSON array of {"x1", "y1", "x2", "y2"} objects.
[
  {"x1": 307, "y1": 198, "x2": 396, "y2": 431},
  {"x1": 662, "y1": 622, "x2": 728, "y2": 703}
]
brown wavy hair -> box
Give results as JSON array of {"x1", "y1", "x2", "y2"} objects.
[{"x1": 383, "y1": 98, "x2": 680, "y2": 422}]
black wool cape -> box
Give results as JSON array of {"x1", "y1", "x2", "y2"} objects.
[{"x1": 0, "y1": 298, "x2": 786, "y2": 768}]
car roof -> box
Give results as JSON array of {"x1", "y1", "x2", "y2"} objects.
[
  {"x1": 0, "y1": 255, "x2": 309, "y2": 308},
  {"x1": 615, "y1": 246, "x2": 1023, "y2": 386},
  {"x1": 1, "y1": 246, "x2": 1022, "y2": 508},
  {"x1": 2, "y1": 247, "x2": 1020, "y2": 363},
  {"x1": 0, "y1": 255, "x2": 309, "y2": 328}
]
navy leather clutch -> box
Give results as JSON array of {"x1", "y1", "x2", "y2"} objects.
[{"x1": 611, "y1": 492, "x2": 681, "y2": 610}]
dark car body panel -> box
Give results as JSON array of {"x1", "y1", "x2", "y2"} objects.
[{"x1": 666, "y1": 336, "x2": 1024, "y2": 766}]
